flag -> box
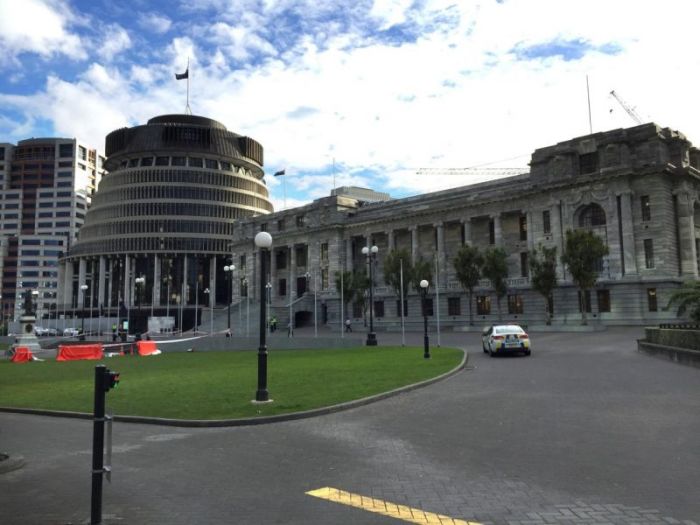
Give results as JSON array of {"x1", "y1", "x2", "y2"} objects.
[
  {"x1": 175, "y1": 68, "x2": 189, "y2": 80},
  {"x1": 273, "y1": 169, "x2": 285, "y2": 176}
]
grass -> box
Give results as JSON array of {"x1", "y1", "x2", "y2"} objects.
[{"x1": 0, "y1": 346, "x2": 463, "y2": 419}]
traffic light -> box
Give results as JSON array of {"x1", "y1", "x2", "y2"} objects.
[{"x1": 104, "y1": 369, "x2": 120, "y2": 392}]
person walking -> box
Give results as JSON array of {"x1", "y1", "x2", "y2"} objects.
[{"x1": 345, "y1": 318, "x2": 352, "y2": 332}]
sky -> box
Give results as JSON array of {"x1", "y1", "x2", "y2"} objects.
[{"x1": 1, "y1": 0, "x2": 699, "y2": 211}]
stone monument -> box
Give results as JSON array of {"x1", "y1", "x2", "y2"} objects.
[{"x1": 11, "y1": 289, "x2": 42, "y2": 355}]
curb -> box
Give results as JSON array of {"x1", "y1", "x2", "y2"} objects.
[{"x1": 0, "y1": 350, "x2": 468, "y2": 428}]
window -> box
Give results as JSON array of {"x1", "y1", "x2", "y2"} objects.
[
  {"x1": 508, "y1": 294, "x2": 524, "y2": 314},
  {"x1": 396, "y1": 300, "x2": 408, "y2": 317},
  {"x1": 374, "y1": 301, "x2": 384, "y2": 318},
  {"x1": 519, "y1": 215, "x2": 527, "y2": 241},
  {"x1": 597, "y1": 290, "x2": 610, "y2": 312},
  {"x1": 543, "y1": 210, "x2": 551, "y2": 234},
  {"x1": 644, "y1": 239, "x2": 654, "y2": 269},
  {"x1": 155, "y1": 156, "x2": 169, "y2": 166},
  {"x1": 641, "y1": 195, "x2": 651, "y2": 222},
  {"x1": 221, "y1": 161, "x2": 232, "y2": 171},
  {"x1": 275, "y1": 250, "x2": 287, "y2": 270},
  {"x1": 128, "y1": 158, "x2": 139, "y2": 167},
  {"x1": 296, "y1": 215, "x2": 306, "y2": 227},
  {"x1": 579, "y1": 152, "x2": 598, "y2": 173},
  {"x1": 205, "y1": 159, "x2": 219, "y2": 169},
  {"x1": 296, "y1": 246, "x2": 307, "y2": 267},
  {"x1": 320, "y1": 243, "x2": 328, "y2": 263},
  {"x1": 488, "y1": 219, "x2": 495, "y2": 244},
  {"x1": 79, "y1": 145, "x2": 87, "y2": 160},
  {"x1": 278, "y1": 278, "x2": 287, "y2": 296},
  {"x1": 260, "y1": 223, "x2": 268, "y2": 232},
  {"x1": 141, "y1": 157, "x2": 154, "y2": 166},
  {"x1": 579, "y1": 203, "x2": 606, "y2": 227},
  {"x1": 277, "y1": 218, "x2": 285, "y2": 231},
  {"x1": 171, "y1": 156, "x2": 186, "y2": 166},
  {"x1": 21, "y1": 239, "x2": 41, "y2": 245},
  {"x1": 321, "y1": 268, "x2": 329, "y2": 290},
  {"x1": 448, "y1": 297, "x2": 461, "y2": 316},
  {"x1": 59, "y1": 144, "x2": 73, "y2": 158},
  {"x1": 578, "y1": 290, "x2": 592, "y2": 313},
  {"x1": 647, "y1": 288, "x2": 657, "y2": 312},
  {"x1": 476, "y1": 295, "x2": 491, "y2": 315},
  {"x1": 520, "y1": 252, "x2": 529, "y2": 278},
  {"x1": 189, "y1": 157, "x2": 203, "y2": 168}
]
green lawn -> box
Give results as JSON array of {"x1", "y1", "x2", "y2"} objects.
[{"x1": 0, "y1": 346, "x2": 463, "y2": 419}]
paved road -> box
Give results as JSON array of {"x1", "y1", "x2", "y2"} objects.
[{"x1": 1, "y1": 327, "x2": 698, "y2": 524}]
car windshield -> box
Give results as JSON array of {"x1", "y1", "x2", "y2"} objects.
[{"x1": 494, "y1": 326, "x2": 525, "y2": 335}]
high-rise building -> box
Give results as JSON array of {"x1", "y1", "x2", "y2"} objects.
[
  {"x1": 61, "y1": 114, "x2": 272, "y2": 332},
  {"x1": 0, "y1": 138, "x2": 105, "y2": 324}
]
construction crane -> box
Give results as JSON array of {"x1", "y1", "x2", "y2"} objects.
[{"x1": 609, "y1": 90, "x2": 644, "y2": 125}]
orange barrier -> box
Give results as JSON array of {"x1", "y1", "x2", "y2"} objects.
[
  {"x1": 56, "y1": 344, "x2": 104, "y2": 361},
  {"x1": 136, "y1": 340, "x2": 158, "y2": 356},
  {"x1": 11, "y1": 347, "x2": 34, "y2": 363}
]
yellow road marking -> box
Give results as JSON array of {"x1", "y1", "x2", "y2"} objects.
[{"x1": 306, "y1": 486, "x2": 482, "y2": 525}]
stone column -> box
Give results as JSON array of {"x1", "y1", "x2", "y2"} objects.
[
  {"x1": 526, "y1": 211, "x2": 534, "y2": 251},
  {"x1": 462, "y1": 218, "x2": 471, "y2": 245},
  {"x1": 676, "y1": 192, "x2": 699, "y2": 278},
  {"x1": 209, "y1": 257, "x2": 216, "y2": 307},
  {"x1": 551, "y1": 202, "x2": 565, "y2": 279},
  {"x1": 619, "y1": 192, "x2": 638, "y2": 276},
  {"x1": 387, "y1": 229, "x2": 395, "y2": 251},
  {"x1": 98, "y1": 256, "x2": 106, "y2": 310},
  {"x1": 78, "y1": 258, "x2": 87, "y2": 308},
  {"x1": 493, "y1": 214, "x2": 502, "y2": 246},
  {"x1": 345, "y1": 238, "x2": 352, "y2": 271},
  {"x1": 290, "y1": 244, "x2": 297, "y2": 299},
  {"x1": 410, "y1": 225, "x2": 418, "y2": 264},
  {"x1": 435, "y1": 222, "x2": 446, "y2": 288}
]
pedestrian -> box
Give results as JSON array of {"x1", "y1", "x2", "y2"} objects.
[
  {"x1": 345, "y1": 318, "x2": 352, "y2": 332},
  {"x1": 226, "y1": 328, "x2": 232, "y2": 338},
  {"x1": 111, "y1": 324, "x2": 117, "y2": 342},
  {"x1": 270, "y1": 316, "x2": 277, "y2": 332}
]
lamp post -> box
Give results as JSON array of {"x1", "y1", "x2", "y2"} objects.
[
  {"x1": 244, "y1": 278, "x2": 249, "y2": 337},
  {"x1": 165, "y1": 276, "x2": 172, "y2": 330},
  {"x1": 204, "y1": 288, "x2": 212, "y2": 335},
  {"x1": 80, "y1": 284, "x2": 88, "y2": 334},
  {"x1": 420, "y1": 279, "x2": 430, "y2": 359},
  {"x1": 223, "y1": 264, "x2": 235, "y2": 332},
  {"x1": 361, "y1": 245, "x2": 379, "y2": 346},
  {"x1": 265, "y1": 282, "x2": 272, "y2": 335},
  {"x1": 254, "y1": 231, "x2": 273, "y2": 403}
]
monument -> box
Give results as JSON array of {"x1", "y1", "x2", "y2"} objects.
[{"x1": 11, "y1": 289, "x2": 42, "y2": 355}]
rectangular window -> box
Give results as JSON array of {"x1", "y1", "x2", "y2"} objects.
[
  {"x1": 320, "y1": 243, "x2": 328, "y2": 263},
  {"x1": 374, "y1": 300, "x2": 384, "y2": 318},
  {"x1": 448, "y1": 297, "x2": 461, "y2": 316},
  {"x1": 188, "y1": 157, "x2": 202, "y2": 167},
  {"x1": 647, "y1": 288, "x2": 658, "y2": 312},
  {"x1": 296, "y1": 215, "x2": 306, "y2": 227},
  {"x1": 321, "y1": 268, "x2": 329, "y2": 290},
  {"x1": 578, "y1": 290, "x2": 592, "y2": 313},
  {"x1": 239, "y1": 254, "x2": 246, "y2": 272},
  {"x1": 59, "y1": 144, "x2": 73, "y2": 158},
  {"x1": 205, "y1": 159, "x2": 219, "y2": 169},
  {"x1": 396, "y1": 299, "x2": 408, "y2": 317},
  {"x1": 278, "y1": 278, "x2": 287, "y2": 296},
  {"x1": 641, "y1": 195, "x2": 651, "y2": 222},
  {"x1": 141, "y1": 157, "x2": 154, "y2": 166},
  {"x1": 171, "y1": 156, "x2": 186, "y2": 166},
  {"x1": 277, "y1": 218, "x2": 285, "y2": 231},
  {"x1": 597, "y1": 290, "x2": 610, "y2": 312},
  {"x1": 296, "y1": 246, "x2": 307, "y2": 267},
  {"x1": 79, "y1": 145, "x2": 87, "y2": 160},
  {"x1": 644, "y1": 239, "x2": 654, "y2": 269},
  {"x1": 220, "y1": 161, "x2": 232, "y2": 171},
  {"x1": 275, "y1": 250, "x2": 287, "y2": 270},
  {"x1": 128, "y1": 158, "x2": 139, "y2": 167},
  {"x1": 520, "y1": 252, "x2": 529, "y2": 278},
  {"x1": 508, "y1": 294, "x2": 524, "y2": 314},
  {"x1": 519, "y1": 215, "x2": 527, "y2": 241},
  {"x1": 488, "y1": 219, "x2": 495, "y2": 244},
  {"x1": 476, "y1": 295, "x2": 491, "y2": 315},
  {"x1": 579, "y1": 152, "x2": 598, "y2": 173},
  {"x1": 260, "y1": 223, "x2": 268, "y2": 232},
  {"x1": 155, "y1": 156, "x2": 169, "y2": 166},
  {"x1": 543, "y1": 210, "x2": 551, "y2": 234}
]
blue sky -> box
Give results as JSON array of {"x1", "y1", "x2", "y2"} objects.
[{"x1": 1, "y1": 0, "x2": 699, "y2": 210}]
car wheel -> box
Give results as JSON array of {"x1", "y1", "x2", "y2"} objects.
[
  {"x1": 489, "y1": 345, "x2": 496, "y2": 358},
  {"x1": 524, "y1": 350, "x2": 531, "y2": 356},
  {"x1": 482, "y1": 340, "x2": 488, "y2": 353}
]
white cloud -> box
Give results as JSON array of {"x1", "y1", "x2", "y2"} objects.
[
  {"x1": 368, "y1": 0, "x2": 413, "y2": 30},
  {"x1": 0, "y1": 0, "x2": 86, "y2": 63},
  {"x1": 209, "y1": 22, "x2": 277, "y2": 61},
  {"x1": 98, "y1": 24, "x2": 132, "y2": 61},
  {"x1": 138, "y1": 12, "x2": 172, "y2": 34}
]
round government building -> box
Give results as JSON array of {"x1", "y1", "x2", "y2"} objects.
[{"x1": 60, "y1": 114, "x2": 272, "y2": 332}]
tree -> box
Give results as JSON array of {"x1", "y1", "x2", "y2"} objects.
[
  {"x1": 528, "y1": 245, "x2": 558, "y2": 325},
  {"x1": 411, "y1": 258, "x2": 433, "y2": 293},
  {"x1": 561, "y1": 229, "x2": 609, "y2": 325},
  {"x1": 453, "y1": 245, "x2": 483, "y2": 326},
  {"x1": 482, "y1": 247, "x2": 508, "y2": 320},
  {"x1": 383, "y1": 249, "x2": 413, "y2": 298},
  {"x1": 334, "y1": 270, "x2": 355, "y2": 320},
  {"x1": 667, "y1": 280, "x2": 700, "y2": 322},
  {"x1": 351, "y1": 270, "x2": 371, "y2": 326}
]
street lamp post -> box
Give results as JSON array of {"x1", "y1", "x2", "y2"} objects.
[
  {"x1": 361, "y1": 245, "x2": 379, "y2": 346},
  {"x1": 420, "y1": 279, "x2": 430, "y2": 359},
  {"x1": 80, "y1": 284, "x2": 88, "y2": 334},
  {"x1": 204, "y1": 288, "x2": 212, "y2": 335},
  {"x1": 265, "y1": 282, "x2": 272, "y2": 335},
  {"x1": 223, "y1": 265, "x2": 235, "y2": 332},
  {"x1": 254, "y1": 231, "x2": 273, "y2": 403}
]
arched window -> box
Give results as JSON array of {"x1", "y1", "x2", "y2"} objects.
[{"x1": 578, "y1": 203, "x2": 606, "y2": 228}]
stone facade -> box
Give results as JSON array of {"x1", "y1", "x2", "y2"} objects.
[{"x1": 231, "y1": 123, "x2": 700, "y2": 329}]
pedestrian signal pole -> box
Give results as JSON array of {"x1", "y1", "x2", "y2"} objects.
[{"x1": 91, "y1": 364, "x2": 119, "y2": 525}]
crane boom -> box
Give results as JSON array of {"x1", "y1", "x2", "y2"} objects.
[{"x1": 610, "y1": 90, "x2": 644, "y2": 125}]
